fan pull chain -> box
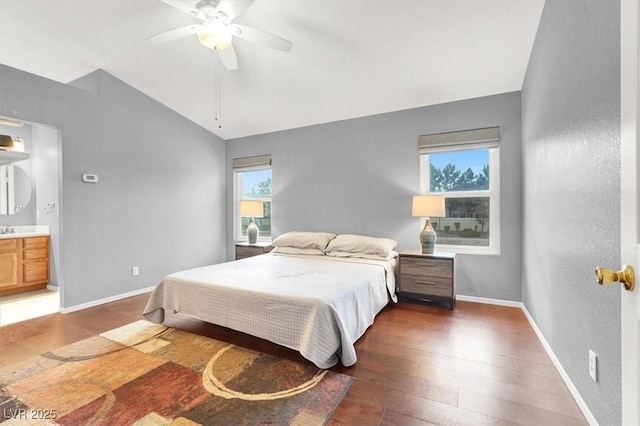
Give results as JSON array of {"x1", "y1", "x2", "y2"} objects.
[{"x1": 214, "y1": 57, "x2": 222, "y2": 129}]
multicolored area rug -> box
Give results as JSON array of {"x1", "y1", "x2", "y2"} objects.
[{"x1": 0, "y1": 320, "x2": 353, "y2": 425}]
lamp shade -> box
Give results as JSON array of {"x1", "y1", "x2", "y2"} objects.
[
  {"x1": 240, "y1": 200, "x2": 264, "y2": 218},
  {"x1": 0, "y1": 135, "x2": 14, "y2": 150},
  {"x1": 412, "y1": 195, "x2": 445, "y2": 217}
]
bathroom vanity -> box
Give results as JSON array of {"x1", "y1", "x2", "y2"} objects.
[{"x1": 0, "y1": 230, "x2": 50, "y2": 296}]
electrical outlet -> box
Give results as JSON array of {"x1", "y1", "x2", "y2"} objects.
[
  {"x1": 589, "y1": 350, "x2": 598, "y2": 382},
  {"x1": 132, "y1": 266, "x2": 139, "y2": 277}
]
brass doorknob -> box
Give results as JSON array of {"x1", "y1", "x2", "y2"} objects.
[{"x1": 595, "y1": 265, "x2": 635, "y2": 291}]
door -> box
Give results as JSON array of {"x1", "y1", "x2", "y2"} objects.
[{"x1": 620, "y1": 2, "x2": 639, "y2": 424}]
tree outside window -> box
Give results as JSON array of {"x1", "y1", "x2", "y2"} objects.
[{"x1": 421, "y1": 148, "x2": 497, "y2": 249}]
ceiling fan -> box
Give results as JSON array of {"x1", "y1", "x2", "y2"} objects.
[{"x1": 147, "y1": 0, "x2": 292, "y2": 70}]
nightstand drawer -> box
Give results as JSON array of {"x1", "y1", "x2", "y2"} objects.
[
  {"x1": 401, "y1": 274, "x2": 452, "y2": 298},
  {"x1": 400, "y1": 257, "x2": 452, "y2": 279},
  {"x1": 236, "y1": 246, "x2": 264, "y2": 259},
  {"x1": 235, "y1": 243, "x2": 273, "y2": 260}
]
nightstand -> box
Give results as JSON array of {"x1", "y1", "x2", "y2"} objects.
[
  {"x1": 235, "y1": 242, "x2": 273, "y2": 260},
  {"x1": 398, "y1": 250, "x2": 456, "y2": 310}
]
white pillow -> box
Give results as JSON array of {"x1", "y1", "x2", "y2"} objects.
[
  {"x1": 271, "y1": 246, "x2": 325, "y2": 256},
  {"x1": 325, "y1": 250, "x2": 399, "y2": 261},
  {"x1": 271, "y1": 231, "x2": 336, "y2": 251},
  {"x1": 325, "y1": 234, "x2": 398, "y2": 258}
]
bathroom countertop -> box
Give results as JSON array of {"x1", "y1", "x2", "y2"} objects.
[{"x1": 0, "y1": 225, "x2": 50, "y2": 239}]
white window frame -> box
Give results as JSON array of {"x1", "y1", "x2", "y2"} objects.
[
  {"x1": 233, "y1": 164, "x2": 272, "y2": 242},
  {"x1": 419, "y1": 147, "x2": 500, "y2": 255}
]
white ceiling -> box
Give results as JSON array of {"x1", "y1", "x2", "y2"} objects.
[{"x1": 0, "y1": 0, "x2": 544, "y2": 140}]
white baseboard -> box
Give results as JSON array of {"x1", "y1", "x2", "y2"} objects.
[
  {"x1": 456, "y1": 294, "x2": 523, "y2": 308},
  {"x1": 59, "y1": 286, "x2": 155, "y2": 314},
  {"x1": 46, "y1": 284, "x2": 59, "y2": 292},
  {"x1": 521, "y1": 305, "x2": 598, "y2": 426}
]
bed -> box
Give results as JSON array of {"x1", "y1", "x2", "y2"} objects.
[{"x1": 143, "y1": 232, "x2": 398, "y2": 369}]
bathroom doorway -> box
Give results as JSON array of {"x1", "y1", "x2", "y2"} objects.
[{"x1": 0, "y1": 117, "x2": 63, "y2": 325}]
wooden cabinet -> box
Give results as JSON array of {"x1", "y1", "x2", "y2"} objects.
[
  {"x1": 398, "y1": 250, "x2": 455, "y2": 310},
  {"x1": 235, "y1": 242, "x2": 273, "y2": 260},
  {"x1": 0, "y1": 236, "x2": 50, "y2": 296},
  {"x1": 23, "y1": 236, "x2": 49, "y2": 286}
]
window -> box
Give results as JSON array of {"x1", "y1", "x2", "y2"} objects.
[
  {"x1": 233, "y1": 155, "x2": 272, "y2": 241},
  {"x1": 419, "y1": 127, "x2": 500, "y2": 254}
]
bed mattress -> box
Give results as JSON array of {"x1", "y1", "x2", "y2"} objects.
[{"x1": 143, "y1": 253, "x2": 396, "y2": 368}]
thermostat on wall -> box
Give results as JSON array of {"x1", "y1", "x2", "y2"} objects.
[{"x1": 82, "y1": 173, "x2": 99, "y2": 183}]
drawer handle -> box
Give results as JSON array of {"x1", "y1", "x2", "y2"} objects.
[
  {"x1": 415, "y1": 280, "x2": 436, "y2": 286},
  {"x1": 409, "y1": 262, "x2": 436, "y2": 267}
]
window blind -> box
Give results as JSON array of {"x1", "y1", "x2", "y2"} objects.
[
  {"x1": 232, "y1": 154, "x2": 272, "y2": 169},
  {"x1": 419, "y1": 127, "x2": 500, "y2": 154}
]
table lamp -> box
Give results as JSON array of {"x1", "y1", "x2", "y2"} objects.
[
  {"x1": 240, "y1": 200, "x2": 264, "y2": 244},
  {"x1": 412, "y1": 195, "x2": 446, "y2": 254}
]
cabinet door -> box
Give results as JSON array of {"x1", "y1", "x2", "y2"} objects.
[{"x1": 0, "y1": 251, "x2": 19, "y2": 288}]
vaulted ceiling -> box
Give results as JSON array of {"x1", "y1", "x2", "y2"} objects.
[{"x1": 0, "y1": 0, "x2": 544, "y2": 140}]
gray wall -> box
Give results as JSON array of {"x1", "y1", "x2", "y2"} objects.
[
  {"x1": 521, "y1": 1, "x2": 621, "y2": 424},
  {"x1": 226, "y1": 92, "x2": 523, "y2": 301},
  {"x1": 0, "y1": 65, "x2": 226, "y2": 308}
]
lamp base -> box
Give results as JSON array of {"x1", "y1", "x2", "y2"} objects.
[
  {"x1": 247, "y1": 218, "x2": 259, "y2": 244},
  {"x1": 420, "y1": 217, "x2": 437, "y2": 254}
]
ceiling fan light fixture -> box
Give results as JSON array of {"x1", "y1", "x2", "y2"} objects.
[{"x1": 197, "y1": 21, "x2": 232, "y2": 50}]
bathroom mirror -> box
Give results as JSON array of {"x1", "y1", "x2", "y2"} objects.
[{"x1": 0, "y1": 164, "x2": 32, "y2": 215}]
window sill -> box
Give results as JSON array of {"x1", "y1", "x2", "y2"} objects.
[{"x1": 435, "y1": 244, "x2": 500, "y2": 256}]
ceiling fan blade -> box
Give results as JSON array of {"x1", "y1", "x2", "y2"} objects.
[
  {"x1": 232, "y1": 24, "x2": 292, "y2": 52},
  {"x1": 217, "y1": 45, "x2": 239, "y2": 70},
  {"x1": 146, "y1": 24, "x2": 200, "y2": 44},
  {"x1": 160, "y1": 0, "x2": 206, "y2": 21},
  {"x1": 216, "y1": 0, "x2": 255, "y2": 20}
]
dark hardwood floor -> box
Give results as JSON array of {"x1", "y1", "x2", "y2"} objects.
[{"x1": 0, "y1": 294, "x2": 587, "y2": 425}]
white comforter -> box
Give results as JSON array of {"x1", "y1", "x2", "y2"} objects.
[{"x1": 143, "y1": 253, "x2": 396, "y2": 368}]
